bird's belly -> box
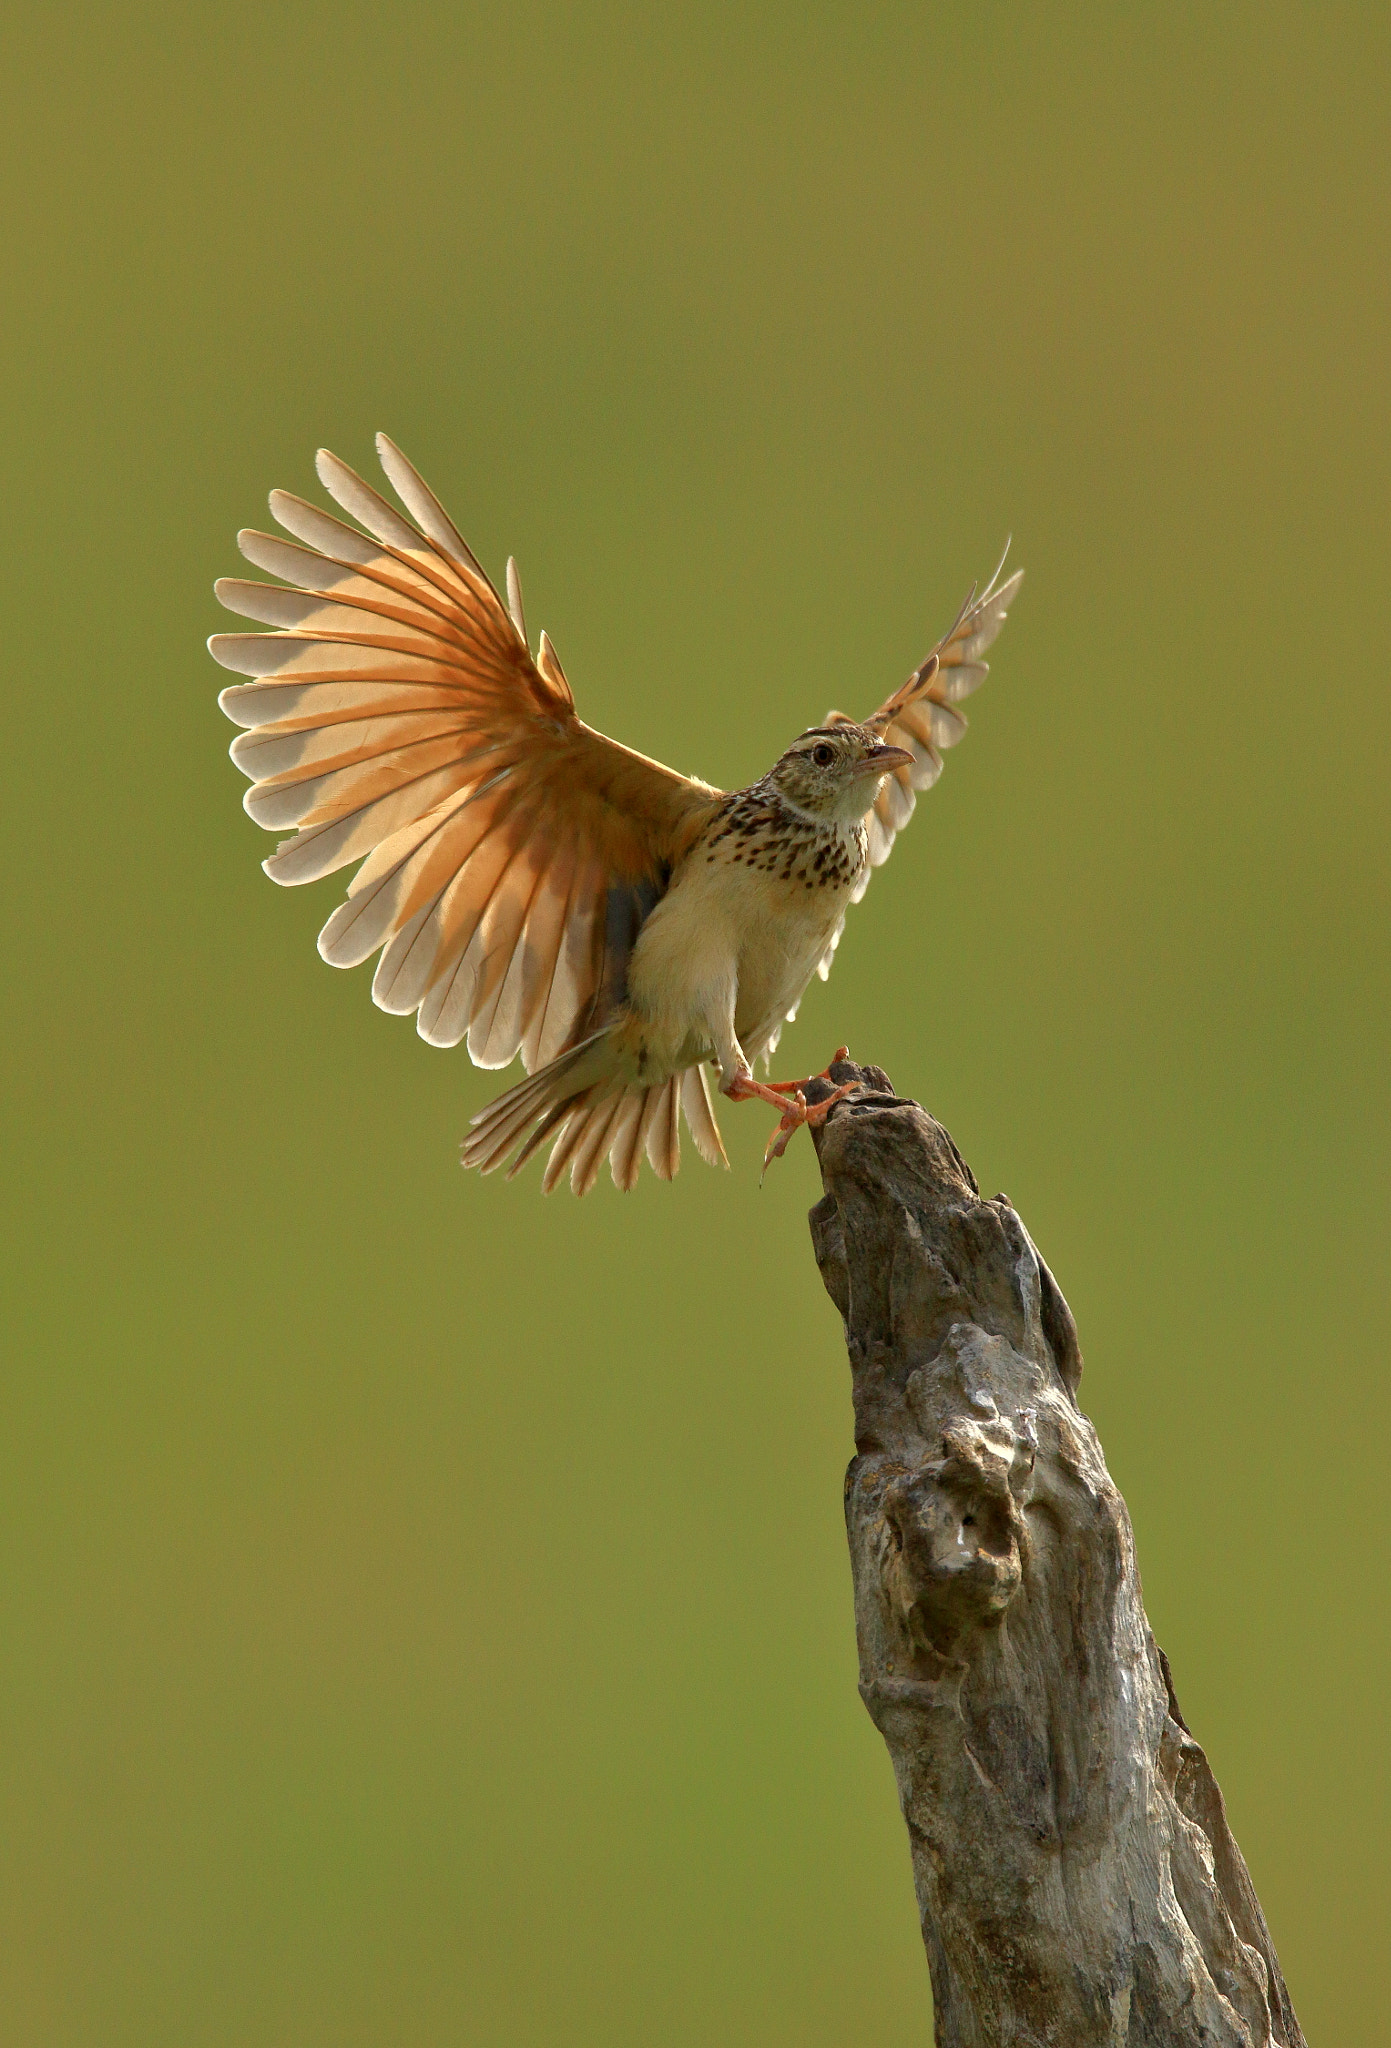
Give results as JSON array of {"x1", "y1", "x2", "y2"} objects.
[
  {"x1": 732, "y1": 895, "x2": 839, "y2": 1037},
  {"x1": 626, "y1": 857, "x2": 851, "y2": 1071},
  {"x1": 723, "y1": 861, "x2": 852, "y2": 1054}
]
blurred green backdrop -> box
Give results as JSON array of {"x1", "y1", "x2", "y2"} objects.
[{"x1": 3, "y1": 3, "x2": 1387, "y2": 2042}]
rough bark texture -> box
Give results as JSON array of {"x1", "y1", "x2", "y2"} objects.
[{"x1": 804, "y1": 1062, "x2": 1304, "y2": 2048}]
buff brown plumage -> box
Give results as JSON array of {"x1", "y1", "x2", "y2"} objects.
[{"x1": 211, "y1": 436, "x2": 1021, "y2": 1192}]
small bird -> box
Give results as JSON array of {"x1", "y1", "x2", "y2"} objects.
[{"x1": 211, "y1": 437, "x2": 1021, "y2": 1194}]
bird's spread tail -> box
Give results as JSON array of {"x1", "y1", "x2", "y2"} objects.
[{"x1": 461, "y1": 1030, "x2": 727, "y2": 1195}]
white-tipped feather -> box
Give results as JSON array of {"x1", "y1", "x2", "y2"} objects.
[
  {"x1": 461, "y1": 847, "x2": 544, "y2": 1068},
  {"x1": 269, "y1": 490, "x2": 403, "y2": 572},
  {"x1": 261, "y1": 767, "x2": 473, "y2": 884},
  {"x1": 567, "y1": 1090, "x2": 625, "y2": 1196},
  {"x1": 541, "y1": 1094, "x2": 600, "y2": 1195},
  {"x1": 244, "y1": 746, "x2": 471, "y2": 832},
  {"x1": 928, "y1": 701, "x2": 967, "y2": 750},
  {"x1": 418, "y1": 823, "x2": 535, "y2": 1048},
  {"x1": 375, "y1": 432, "x2": 490, "y2": 581},
  {"x1": 232, "y1": 532, "x2": 463, "y2": 638},
  {"x1": 520, "y1": 854, "x2": 588, "y2": 1070},
  {"x1": 259, "y1": 499, "x2": 483, "y2": 624},
  {"x1": 467, "y1": 856, "x2": 550, "y2": 1069},
  {"x1": 608, "y1": 1092, "x2": 648, "y2": 1192},
  {"x1": 531, "y1": 860, "x2": 604, "y2": 1070},
  {"x1": 209, "y1": 631, "x2": 465, "y2": 685},
  {"x1": 232, "y1": 710, "x2": 471, "y2": 787},
  {"x1": 315, "y1": 449, "x2": 440, "y2": 565},
  {"x1": 876, "y1": 772, "x2": 915, "y2": 833},
  {"x1": 635, "y1": 1082, "x2": 673, "y2": 1181},
  {"x1": 841, "y1": 558, "x2": 1023, "y2": 891},
  {"x1": 514, "y1": 845, "x2": 580, "y2": 1061},
  {"x1": 244, "y1": 727, "x2": 479, "y2": 831},
  {"x1": 372, "y1": 895, "x2": 445, "y2": 1014},
  {"x1": 864, "y1": 809, "x2": 893, "y2": 868},
  {"x1": 681, "y1": 1064, "x2": 728, "y2": 1168},
  {"x1": 505, "y1": 557, "x2": 527, "y2": 646},
  {"x1": 903, "y1": 741, "x2": 943, "y2": 791},
  {"x1": 218, "y1": 678, "x2": 465, "y2": 729},
  {"x1": 652, "y1": 1078, "x2": 682, "y2": 1179},
  {"x1": 939, "y1": 661, "x2": 988, "y2": 703},
  {"x1": 214, "y1": 580, "x2": 465, "y2": 654}
]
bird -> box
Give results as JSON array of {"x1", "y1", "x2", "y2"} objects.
[{"x1": 210, "y1": 435, "x2": 1022, "y2": 1195}]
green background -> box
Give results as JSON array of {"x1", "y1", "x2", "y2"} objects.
[{"x1": 4, "y1": 4, "x2": 1387, "y2": 2041}]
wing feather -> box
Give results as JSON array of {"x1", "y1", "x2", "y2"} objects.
[
  {"x1": 214, "y1": 438, "x2": 721, "y2": 1077},
  {"x1": 372, "y1": 894, "x2": 446, "y2": 1015},
  {"x1": 236, "y1": 528, "x2": 469, "y2": 633},
  {"x1": 213, "y1": 578, "x2": 470, "y2": 654},
  {"x1": 374, "y1": 432, "x2": 490, "y2": 581},
  {"x1": 218, "y1": 679, "x2": 469, "y2": 730},
  {"x1": 529, "y1": 854, "x2": 606, "y2": 1070},
  {"x1": 416, "y1": 809, "x2": 546, "y2": 1049},
  {"x1": 263, "y1": 767, "x2": 493, "y2": 885},
  {"x1": 464, "y1": 841, "x2": 554, "y2": 1067},
  {"x1": 466, "y1": 845, "x2": 553, "y2": 1069},
  {"x1": 827, "y1": 556, "x2": 1023, "y2": 905},
  {"x1": 514, "y1": 840, "x2": 582, "y2": 1062}
]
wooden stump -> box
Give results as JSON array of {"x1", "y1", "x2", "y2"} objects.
[{"x1": 805, "y1": 1062, "x2": 1304, "y2": 2048}]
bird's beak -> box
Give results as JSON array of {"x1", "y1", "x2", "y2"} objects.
[{"x1": 858, "y1": 744, "x2": 914, "y2": 776}]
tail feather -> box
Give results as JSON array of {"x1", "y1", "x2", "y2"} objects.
[
  {"x1": 467, "y1": 1072, "x2": 566, "y2": 1167},
  {"x1": 681, "y1": 1063, "x2": 729, "y2": 1169},
  {"x1": 568, "y1": 1091, "x2": 629, "y2": 1197},
  {"x1": 464, "y1": 1031, "x2": 605, "y2": 1154},
  {"x1": 539, "y1": 1091, "x2": 607, "y2": 1194},
  {"x1": 460, "y1": 1031, "x2": 726, "y2": 1193},
  {"x1": 608, "y1": 1091, "x2": 647, "y2": 1193},
  {"x1": 636, "y1": 1080, "x2": 675, "y2": 1182}
]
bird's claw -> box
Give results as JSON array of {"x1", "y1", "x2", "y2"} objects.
[
  {"x1": 759, "y1": 1078, "x2": 859, "y2": 1181},
  {"x1": 725, "y1": 1049, "x2": 858, "y2": 1180}
]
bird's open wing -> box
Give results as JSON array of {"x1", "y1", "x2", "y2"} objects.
[
  {"x1": 830, "y1": 552, "x2": 1022, "y2": 884},
  {"x1": 809, "y1": 555, "x2": 1022, "y2": 982},
  {"x1": 211, "y1": 436, "x2": 720, "y2": 1071}
]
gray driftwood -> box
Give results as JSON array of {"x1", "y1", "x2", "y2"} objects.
[{"x1": 803, "y1": 1061, "x2": 1303, "y2": 2048}]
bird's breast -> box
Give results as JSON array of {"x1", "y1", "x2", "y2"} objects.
[
  {"x1": 623, "y1": 804, "x2": 865, "y2": 1067},
  {"x1": 700, "y1": 814, "x2": 861, "y2": 1025}
]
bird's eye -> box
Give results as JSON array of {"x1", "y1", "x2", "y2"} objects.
[{"x1": 812, "y1": 743, "x2": 835, "y2": 766}]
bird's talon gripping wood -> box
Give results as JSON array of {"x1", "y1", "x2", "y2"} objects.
[
  {"x1": 760, "y1": 1079, "x2": 860, "y2": 1180},
  {"x1": 211, "y1": 437, "x2": 1022, "y2": 1194}
]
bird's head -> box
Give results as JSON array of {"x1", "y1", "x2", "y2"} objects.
[{"x1": 767, "y1": 723, "x2": 913, "y2": 825}]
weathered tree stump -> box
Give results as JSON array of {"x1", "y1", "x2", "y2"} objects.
[{"x1": 804, "y1": 1062, "x2": 1303, "y2": 2048}]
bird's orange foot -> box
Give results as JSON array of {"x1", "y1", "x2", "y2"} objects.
[
  {"x1": 723, "y1": 1050, "x2": 857, "y2": 1178},
  {"x1": 762, "y1": 1046, "x2": 852, "y2": 1097},
  {"x1": 757, "y1": 1080, "x2": 858, "y2": 1178}
]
